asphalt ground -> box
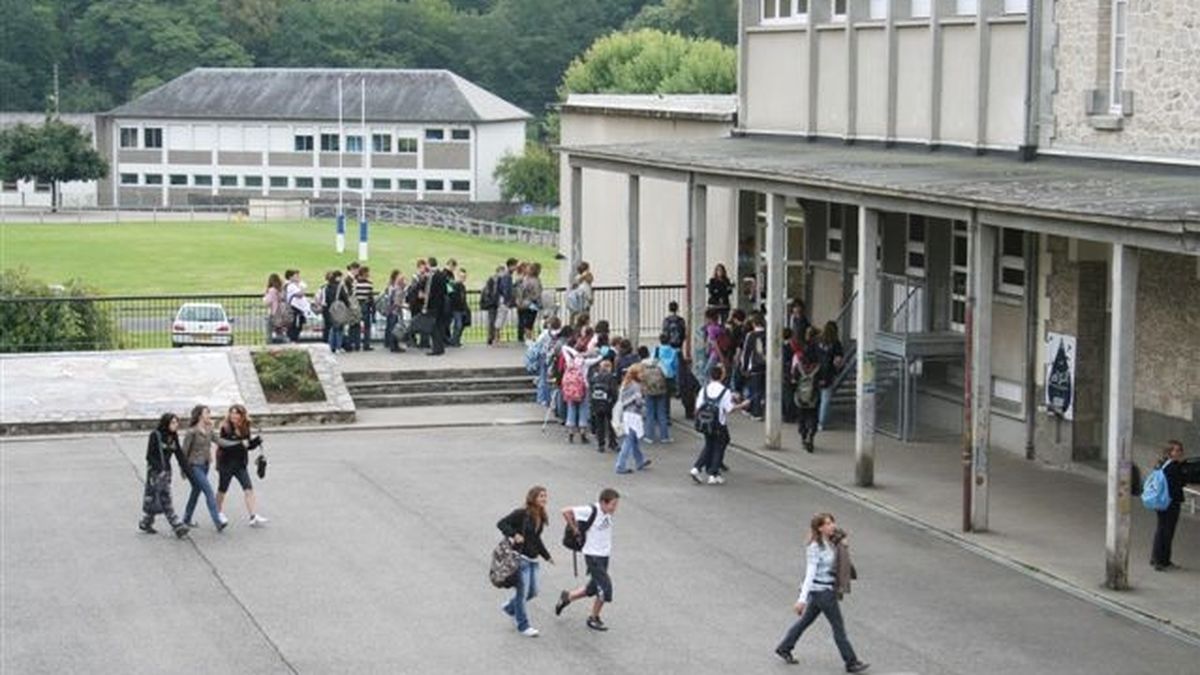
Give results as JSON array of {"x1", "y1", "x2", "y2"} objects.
[{"x1": 2, "y1": 426, "x2": 1197, "y2": 674}]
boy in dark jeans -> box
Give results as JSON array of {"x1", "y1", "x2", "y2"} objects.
[
  {"x1": 556, "y1": 488, "x2": 620, "y2": 631},
  {"x1": 589, "y1": 359, "x2": 619, "y2": 452}
]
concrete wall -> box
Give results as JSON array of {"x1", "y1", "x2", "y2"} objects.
[
  {"x1": 1134, "y1": 250, "x2": 1200, "y2": 438},
  {"x1": 474, "y1": 120, "x2": 526, "y2": 202},
  {"x1": 743, "y1": 30, "x2": 807, "y2": 131}
]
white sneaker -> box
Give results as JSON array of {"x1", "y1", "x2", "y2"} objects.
[
  {"x1": 519, "y1": 627, "x2": 540, "y2": 637},
  {"x1": 249, "y1": 514, "x2": 270, "y2": 527},
  {"x1": 690, "y1": 467, "x2": 704, "y2": 484},
  {"x1": 707, "y1": 475, "x2": 725, "y2": 485}
]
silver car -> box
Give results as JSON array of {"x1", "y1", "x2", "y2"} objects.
[{"x1": 171, "y1": 303, "x2": 234, "y2": 347}]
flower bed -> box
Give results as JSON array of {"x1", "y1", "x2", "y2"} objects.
[{"x1": 251, "y1": 349, "x2": 326, "y2": 403}]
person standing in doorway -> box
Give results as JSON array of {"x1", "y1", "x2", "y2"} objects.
[
  {"x1": 775, "y1": 513, "x2": 869, "y2": 672},
  {"x1": 181, "y1": 405, "x2": 228, "y2": 531},
  {"x1": 138, "y1": 413, "x2": 190, "y2": 538},
  {"x1": 497, "y1": 485, "x2": 555, "y2": 637},
  {"x1": 816, "y1": 321, "x2": 845, "y2": 431},
  {"x1": 707, "y1": 263, "x2": 734, "y2": 323},
  {"x1": 1151, "y1": 440, "x2": 1187, "y2": 571},
  {"x1": 215, "y1": 405, "x2": 269, "y2": 528},
  {"x1": 554, "y1": 488, "x2": 620, "y2": 631}
]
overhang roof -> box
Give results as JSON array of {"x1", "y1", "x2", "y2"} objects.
[
  {"x1": 561, "y1": 94, "x2": 736, "y2": 123},
  {"x1": 563, "y1": 136, "x2": 1200, "y2": 237},
  {"x1": 106, "y1": 68, "x2": 531, "y2": 124}
]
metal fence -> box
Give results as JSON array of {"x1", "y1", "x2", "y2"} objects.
[
  {"x1": 0, "y1": 285, "x2": 685, "y2": 353},
  {"x1": 310, "y1": 203, "x2": 559, "y2": 248}
]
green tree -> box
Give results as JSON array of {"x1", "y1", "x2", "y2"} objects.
[
  {"x1": 626, "y1": 0, "x2": 737, "y2": 45},
  {"x1": 0, "y1": 0, "x2": 64, "y2": 111},
  {"x1": 559, "y1": 29, "x2": 736, "y2": 97},
  {"x1": 0, "y1": 119, "x2": 108, "y2": 211},
  {"x1": 0, "y1": 269, "x2": 121, "y2": 352},
  {"x1": 494, "y1": 142, "x2": 559, "y2": 206}
]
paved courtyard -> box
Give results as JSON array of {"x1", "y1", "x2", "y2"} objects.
[{"x1": 2, "y1": 424, "x2": 1197, "y2": 674}]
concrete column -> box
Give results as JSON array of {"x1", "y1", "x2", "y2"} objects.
[
  {"x1": 626, "y1": 174, "x2": 641, "y2": 347},
  {"x1": 569, "y1": 164, "x2": 583, "y2": 282},
  {"x1": 689, "y1": 181, "x2": 708, "y2": 369},
  {"x1": 970, "y1": 219, "x2": 996, "y2": 531},
  {"x1": 854, "y1": 206, "x2": 880, "y2": 486},
  {"x1": 765, "y1": 193, "x2": 787, "y2": 449},
  {"x1": 1105, "y1": 244, "x2": 1138, "y2": 590}
]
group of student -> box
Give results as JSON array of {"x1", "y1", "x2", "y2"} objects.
[{"x1": 138, "y1": 404, "x2": 268, "y2": 538}]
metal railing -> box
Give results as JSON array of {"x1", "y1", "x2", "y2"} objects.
[
  {"x1": 310, "y1": 203, "x2": 559, "y2": 248},
  {"x1": 0, "y1": 285, "x2": 684, "y2": 353}
]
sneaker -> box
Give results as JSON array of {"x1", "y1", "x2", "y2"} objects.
[
  {"x1": 643, "y1": 438, "x2": 654, "y2": 445},
  {"x1": 707, "y1": 475, "x2": 725, "y2": 485},
  {"x1": 249, "y1": 514, "x2": 270, "y2": 527},
  {"x1": 568, "y1": 433, "x2": 575, "y2": 444},
  {"x1": 580, "y1": 433, "x2": 590, "y2": 444},
  {"x1": 775, "y1": 648, "x2": 798, "y2": 665},
  {"x1": 173, "y1": 525, "x2": 190, "y2": 539},
  {"x1": 638, "y1": 459, "x2": 652, "y2": 470},
  {"x1": 690, "y1": 467, "x2": 704, "y2": 484},
  {"x1": 519, "y1": 627, "x2": 540, "y2": 637},
  {"x1": 138, "y1": 521, "x2": 157, "y2": 534},
  {"x1": 586, "y1": 616, "x2": 608, "y2": 631},
  {"x1": 555, "y1": 590, "x2": 570, "y2": 616},
  {"x1": 845, "y1": 660, "x2": 870, "y2": 673}
]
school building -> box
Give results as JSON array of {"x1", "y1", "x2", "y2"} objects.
[{"x1": 560, "y1": 0, "x2": 1199, "y2": 588}]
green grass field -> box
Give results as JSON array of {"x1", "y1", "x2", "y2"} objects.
[{"x1": 1, "y1": 220, "x2": 560, "y2": 295}]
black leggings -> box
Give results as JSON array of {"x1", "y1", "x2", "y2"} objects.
[{"x1": 218, "y1": 466, "x2": 253, "y2": 493}]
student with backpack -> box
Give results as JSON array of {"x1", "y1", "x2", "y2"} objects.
[
  {"x1": 739, "y1": 314, "x2": 768, "y2": 420},
  {"x1": 589, "y1": 358, "x2": 620, "y2": 452},
  {"x1": 643, "y1": 335, "x2": 676, "y2": 444},
  {"x1": 554, "y1": 488, "x2": 620, "y2": 631},
  {"x1": 793, "y1": 327, "x2": 822, "y2": 453},
  {"x1": 560, "y1": 344, "x2": 602, "y2": 444},
  {"x1": 481, "y1": 265, "x2": 505, "y2": 346},
  {"x1": 497, "y1": 485, "x2": 555, "y2": 637},
  {"x1": 691, "y1": 363, "x2": 749, "y2": 485},
  {"x1": 1148, "y1": 440, "x2": 1187, "y2": 571}
]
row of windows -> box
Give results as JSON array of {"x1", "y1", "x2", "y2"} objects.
[
  {"x1": 762, "y1": 0, "x2": 1025, "y2": 23},
  {"x1": 1, "y1": 180, "x2": 50, "y2": 192},
  {"x1": 119, "y1": 173, "x2": 469, "y2": 192},
  {"x1": 120, "y1": 127, "x2": 468, "y2": 150}
]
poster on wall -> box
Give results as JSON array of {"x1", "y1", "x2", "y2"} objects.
[{"x1": 1045, "y1": 332, "x2": 1076, "y2": 420}]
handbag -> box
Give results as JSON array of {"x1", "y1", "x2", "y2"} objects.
[
  {"x1": 411, "y1": 312, "x2": 437, "y2": 336},
  {"x1": 329, "y1": 299, "x2": 352, "y2": 326},
  {"x1": 256, "y1": 453, "x2": 267, "y2": 479}
]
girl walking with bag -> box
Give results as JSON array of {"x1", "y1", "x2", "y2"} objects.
[
  {"x1": 215, "y1": 405, "x2": 269, "y2": 528},
  {"x1": 181, "y1": 405, "x2": 229, "y2": 531},
  {"x1": 138, "y1": 413, "x2": 190, "y2": 538},
  {"x1": 497, "y1": 486, "x2": 555, "y2": 637},
  {"x1": 614, "y1": 364, "x2": 652, "y2": 474},
  {"x1": 775, "y1": 513, "x2": 869, "y2": 672}
]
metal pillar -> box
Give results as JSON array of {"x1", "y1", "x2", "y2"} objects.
[
  {"x1": 1105, "y1": 244, "x2": 1138, "y2": 590},
  {"x1": 688, "y1": 180, "x2": 708, "y2": 371},
  {"x1": 765, "y1": 194, "x2": 787, "y2": 449},
  {"x1": 569, "y1": 163, "x2": 583, "y2": 283},
  {"x1": 854, "y1": 207, "x2": 879, "y2": 486},
  {"x1": 970, "y1": 219, "x2": 995, "y2": 531},
  {"x1": 626, "y1": 175, "x2": 641, "y2": 347}
]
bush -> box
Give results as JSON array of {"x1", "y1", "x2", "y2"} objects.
[
  {"x1": 252, "y1": 349, "x2": 326, "y2": 403},
  {"x1": 0, "y1": 268, "x2": 122, "y2": 352}
]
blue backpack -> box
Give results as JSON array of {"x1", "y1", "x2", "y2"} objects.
[
  {"x1": 1141, "y1": 463, "x2": 1172, "y2": 511},
  {"x1": 524, "y1": 339, "x2": 544, "y2": 375},
  {"x1": 653, "y1": 345, "x2": 679, "y2": 379}
]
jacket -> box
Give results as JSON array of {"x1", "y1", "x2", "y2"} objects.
[
  {"x1": 496, "y1": 508, "x2": 552, "y2": 561},
  {"x1": 425, "y1": 269, "x2": 452, "y2": 317},
  {"x1": 216, "y1": 424, "x2": 259, "y2": 471},
  {"x1": 146, "y1": 430, "x2": 188, "y2": 475},
  {"x1": 181, "y1": 426, "x2": 214, "y2": 466},
  {"x1": 831, "y1": 529, "x2": 856, "y2": 599}
]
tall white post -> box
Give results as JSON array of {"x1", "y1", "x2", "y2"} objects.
[
  {"x1": 626, "y1": 175, "x2": 641, "y2": 346},
  {"x1": 970, "y1": 218, "x2": 995, "y2": 531},
  {"x1": 569, "y1": 162, "x2": 583, "y2": 282},
  {"x1": 688, "y1": 180, "x2": 708, "y2": 374},
  {"x1": 854, "y1": 206, "x2": 879, "y2": 486},
  {"x1": 336, "y1": 77, "x2": 345, "y2": 254},
  {"x1": 765, "y1": 193, "x2": 787, "y2": 449},
  {"x1": 1105, "y1": 244, "x2": 1138, "y2": 590},
  {"x1": 358, "y1": 77, "x2": 368, "y2": 261}
]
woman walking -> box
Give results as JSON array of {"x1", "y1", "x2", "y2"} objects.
[
  {"x1": 615, "y1": 364, "x2": 652, "y2": 474},
  {"x1": 215, "y1": 405, "x2": 269, "y2": 527},
  {"x1": 775, "y1": 513, "x2": 869, "y2": 672},
  {"x1": 497, "y1": 485, "x2": 555, "y2": 637},
  {"x1": 138, "y1": 413, "x2": 190, "y2": 538},
  {"x1": 181, "y1": 405, "x2": 229, "y2": 531}
]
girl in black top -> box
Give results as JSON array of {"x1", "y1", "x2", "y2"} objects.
[
  {"x1": 497, "y1": 485, "x2": 554, "y2": 637},
  {"x1": 706, "y1": 263, "x2": 734, "y2": 321},
  {"x1": 138, "y1": 413, "x2": 190, "y2": 538},
  {"x1": 215, "y1": 404, "x2": 269, "y2": 528}
]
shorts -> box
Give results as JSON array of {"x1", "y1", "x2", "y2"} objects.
[
  {"x1": 584, "y1": 555, "x2": 613, "y2": 603},
  {"x1": 217, "y1": 466, "x2": 253, "y2": 492}
]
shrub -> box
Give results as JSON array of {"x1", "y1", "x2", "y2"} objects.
[
  {"x1": 0, "y1": 268, "x2": 122, "y2": 352},
  {"x1": 252, "y1": 349, "x2": 326, "y2": 403}
]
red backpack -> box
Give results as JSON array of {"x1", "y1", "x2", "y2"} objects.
[{"x1": 561, "y1": 360, "x2": 587, "y2": 403}]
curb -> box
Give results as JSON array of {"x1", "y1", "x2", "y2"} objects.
[{"x1": 685, "y1": 426, "x2": 1200, "y2": 648}]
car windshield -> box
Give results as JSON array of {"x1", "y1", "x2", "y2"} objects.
[{"x1": 180, "y1": 306, "x2": 225, "y2": 322}]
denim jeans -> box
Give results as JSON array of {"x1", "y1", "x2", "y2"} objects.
[
  {"x1": 747, "y1": 371, "x2": 765, "y2": 417},
  {"x1": 384, "y1": 313, "x2": 399, "y2": 350},
  {"x1": 818, "y1": 387, "x2": 833, "y2": 429},
  {"x1": 693, "y1": 427, "x2": 729, "y2": 476},
  {"x1": 566, "y1": 399, "x2": 591, "y2": 430},
  {"x1": 328, "y1": 324, "x2": 344, "y2": 352},
  {"x1": 536, "y1": 361, "x2": 551, "y2": 407},
  {"x1": 183, "y1": 462, "x2": 221, "y2": 525},
  {"x1": 449, "y1": 311, "x2": 466, "y2": 346},
  {"x1": 776, "y1": 589, "x2": 858, "y2": 665},
  {"x1": 359, "y1": 303, "x2": 373, "y2": 349},
  {"x1": 645, "y1": 394, "x2": 670, "y2": 441},
  {"x1": 615, "y1": 431, "x2": 646, "y2": 473},
  {"x1": 502, "y1": 558, "x2": 540, "y2": 631}
]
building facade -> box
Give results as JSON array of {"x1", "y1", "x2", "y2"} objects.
[
  {"x1": 0, "y1": 114, "x2": 100, "y2": 209},
  {"x1": 96, "y1": 68, "x2": 530, "y2": 208}
]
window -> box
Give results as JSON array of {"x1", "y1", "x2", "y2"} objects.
[
  {"x1": 372, "y1": 178, "x2": 391, "y2": 190},
  {"x1": 424, "y1": 179, "x2": 444, "y2": 191},
  {"x1": 270, "y1": 176, "x2": 289, "y2": 188},
  {"x1": 424, "y1": 129, "x2": 444, "y2": 141},
  {"x1": 294, "y1": 135, "x2": 314, "y2": 152},
  {"x1": 450, "y1": 180, "x2": 470, "y2": 192},
  {"x1": 910, "y1": 0, "x2": 931, "y2": 18},
  {"x1": 371, "y1": 134, "x2": 392, "y2": 153},
  {"x1": 997, "y1": 228, "x2": 1026, "y2": 296},
  {"x1": 955, "y1": 0, "x2": 978, "y2": 14},
  {"x1": 143, "y1": 128, "x2": 163, "y2": 149},
  {"x1": 295, "y1": 177, "x2": 314, "y2": 189},
  {"x1": 906, "y1": 216, "x2": 926, "y2": 278},
  {"x1": 120, "y1": 173, "x2": 138, "y2": 185},
  {"x1": 1004, "y1": 0, "x2": 1028, "y2": 13},
  {"x1": 826, "y1": 206, "x2": 844, "y2": 262},
  {"x1": 831, "y1": 0, "x2": 847, "y2": 21},
  {"x1": 34, "y1": 182, "x2": 51, "y2": 193},
  {"x1": 144, "y1": 174, "x2": 163, "y2": 185},
  {"x1": 119, "y1": 128, "x2": 138, "y2": 148},
  {"x1": 321, "y1": 177, "x2": 338, "y2": 189},
  {"x1": 346, "y1": 135, "x2": 363, "y2": 153},
  {"x1": 398, "y1": 178, "x2": 418, "y2": 191},
  {"x1": 762, "y1": 0, "x2": 807, "y2": 22},
  {"x1": 450, "y1": 129, "x2": 470, "y2": 141},
  {"x1": 397, "y1": 137, "x2": 418, "y2": 153},
  {"x1": 220, "y1": 175, "x2": 238, "y2": 187},
  {"x1": 194, "y1": 175, "x2": 213, "y2": 186},
  {"x1": 169, "y1": 174, "x2": 188, "y2": 186},
  {"x1": 320, "y1": 133, "x2": 340, "y2": 152},
  {"x1": 346, "y1": 178, "x2": 362, "y2": 190},
  {"x1": 244, "y1": 175, "x2": 263, "y2": 188},
  {"x1": 951, "y1": 222, "x2": 968, "y2": 332},
  {"x1": 1110, "y1": 0, "x2": 1128, "y2": 114},
  {"x1": 869, "y1": 0, "x2": 888, "y2": 19}
]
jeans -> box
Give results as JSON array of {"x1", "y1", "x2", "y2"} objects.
[
  {"x1": 384, "y1": 313, "x2": 399, "y2": 350},
  {"x1": 449, "y1": 311, "x2": 466, "y2": 346},
  {"x1": 1152, "y1": 503, "x2": 1181, "y2": 566},
  {"x1": 818, "y1": 387, "x2": 833, "y2": 429},
  {"x1": 536, "y1": 362, "x2": 551, "y2": 407},
  {"x1": 359, "y1": 303, "x2": 373, "y2": 349},
  {"x1": 566, "y1": 399, "x2": 591, "y2": 430},
  {"x1": 645, "y1": 394, "x2": 670, "y2": 441},
  {"x1": 346, "y1": 321, "x2": 361, "y2": 351},
  {"x1": 747, "y1": 371, "x2": 765, "y2": 418},
  {"x1": 183, "y1": 462, "x2": 221, "y2": 525},
  {"x1": 693, "y1": 427, "x2": 730, "y2": 476},
  {"x1": 328, "y1": 324, "x2": 344, "y2": 352},
  {"x1": 287, "y1": 310, "x2": 305, "y2": 343},
  {"x1": 615, "y1": 430, "x2": 646, "y2": 473},
  {"x1": 593, "y1": 410, "x2": 614, "y2": 449},
  {"x1": 502, "y1": 558, "x2": 540, "y2": 631},
  {"x1": 777, "y1": 589, "x2": 858, "y2": 665}
]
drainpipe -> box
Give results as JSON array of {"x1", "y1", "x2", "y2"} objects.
[
  {"x1": 1020, "y1": 0, "x2": 1042, "y2": 161},
  {"x1": 1024, "y1": 232, "x2": 1039, "y2": 460}
]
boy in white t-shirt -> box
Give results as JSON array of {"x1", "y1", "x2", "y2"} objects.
[
  {"x1": 691, "y1": 363, "x2": 749, "y2": 485},
  {"x1": 554, "y1": 488, "x2": 620, "y2": 631}
]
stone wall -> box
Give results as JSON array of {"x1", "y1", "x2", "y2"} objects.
[
  {"x1": 1134, "y1": 250, "x2": 1200, "y2": 443},
  {"x1": 1050, "y1": 0, "x2": 1200, "y2": 160}
]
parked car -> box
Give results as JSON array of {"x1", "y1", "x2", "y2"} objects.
[{"x1": 171, "y1": 303, "x2": 233, "y2": 347}]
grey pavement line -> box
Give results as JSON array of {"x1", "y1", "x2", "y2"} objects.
[
  {"x1": 108, "y1": 437, "x2": 301, "y2": 675},
  {"x1": 687, "y1": 427, "x2": 1200, "y2": 649}
]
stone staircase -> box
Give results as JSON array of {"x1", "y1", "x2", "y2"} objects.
[
  {"x1": 344, "y1": 365, "x2": 535, "y2": 408},
  {"x1": 827, "y1": 355, "x2": 905, "y2": 413}
]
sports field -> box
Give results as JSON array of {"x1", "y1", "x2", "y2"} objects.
[{"x1": 0, "y1": 220, "x2": 559, "y2": 294}]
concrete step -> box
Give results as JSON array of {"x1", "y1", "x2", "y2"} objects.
[
  {"x1": 347, "y1": 375, "x2": 534, "y2": 396},
  {"x1": 342, "y1": 365, "x2": 528, "y2": 383},
  {"x1": 352, "y1": 389, "x2": 535, "y2": 408}
]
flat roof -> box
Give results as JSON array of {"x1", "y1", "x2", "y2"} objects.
[
  {"x1": 563, "y1": 135, "x2": 1200, "y2": 232},
  {"x1": 561, "y1": 94, "x2": 736, "y2": 123}
]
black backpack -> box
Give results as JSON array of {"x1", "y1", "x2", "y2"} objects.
[
  {"x1": 663, "y1": 315, "x2": 686, "y2": 348},
  {"x1": 695, "y1": 385, "x2": 727, "y2": 435},
  {"x1": 589, "y1": 372, "x2": 615, "y2": 414},
  {"x1": 480, "y1": 275, "x2": 499, "y2": 311},
  {"x1": 562, "y1": 505, "x2": 598, "y2": 551}
]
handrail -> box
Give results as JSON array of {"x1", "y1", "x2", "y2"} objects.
[
  {"x1": 832, "y1": 289, "x2": 858, "y2": 337},
  {"x1": 886, "y1": 283, "x2": 921, "y2": 329},
  {"x1": 829, "y1": 345, "x2": 858, "y2": 394}
]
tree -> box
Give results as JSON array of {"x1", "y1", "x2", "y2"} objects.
[
  {"x1": 626, "y1": 0, "x2": 737, "y2": 45},
  {"x1": 0, "y1": 119, "x2": 108, "y2": 211},
  {"x1": 558, "y1": 29, "x2": 736, "y2": 98},
  {"x1": 494, "y1": 143, "x2": 559, "y2": 206}
]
